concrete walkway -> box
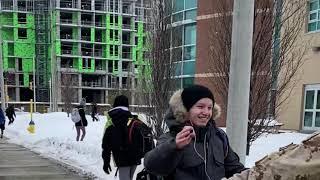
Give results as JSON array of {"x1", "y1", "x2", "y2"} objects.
[{"x1": 0, "y1": 138, "x2": 92, "y2": 180}]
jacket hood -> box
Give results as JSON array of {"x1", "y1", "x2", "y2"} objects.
[
  {"x1": 165, "y1": 90, "x2": 221, "y2": 130},
  {"x1": 108, "y1": 106, "x2": 132, "y2": 126}
]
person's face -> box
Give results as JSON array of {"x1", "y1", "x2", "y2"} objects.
[{"x1": 187, "y1": 98, "x2": 213, "y2": 127}]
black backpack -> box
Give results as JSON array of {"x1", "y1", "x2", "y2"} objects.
[{"x1": 128, "y1": 117, "x2": 155, "y2": 159}]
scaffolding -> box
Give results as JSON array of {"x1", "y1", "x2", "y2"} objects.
[{"x1": 34, "y1": 0, "x2": 51, "y2": 102}]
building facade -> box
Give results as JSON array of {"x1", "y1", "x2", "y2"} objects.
[{"x1": 0, "y1": 0, "x2": 149, "y2": 111}]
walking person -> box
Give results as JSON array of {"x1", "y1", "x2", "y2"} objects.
[
  {"x1": 102, "y1": 95, "x2": 141, "y2": 180},
  {"x1": 75, "y1": 106, "x2": 88, "y2": 141},
  {"x1": 91, "y1": 102, "x2": 99, "y2": 122},
  {"x1": 0, "y1": 108, "x2": 6, "y2": 138},
  {"x1": 5, "y1": 105, "x2": 16, "y2": 125},
  {"x1": 144, "y1": 85, "x2": 246, "y2": 180}
]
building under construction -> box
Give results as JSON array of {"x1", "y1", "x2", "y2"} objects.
[{"x1": 0, "y1": 0, "x2": 150, "y2": 111}]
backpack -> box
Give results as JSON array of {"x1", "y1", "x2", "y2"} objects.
[
  {"x1": 127, "y1": 118, "x2": 155, "y2": 159},
  {"x1": 136, "y1": 168, "x2": 159, "y2": 180},
  {"x1": 71, "y1": 108, "x2": 81, "y2": 123},
  {"x1": 216, "y1": 128, "x2": 229, "y2": 158}
]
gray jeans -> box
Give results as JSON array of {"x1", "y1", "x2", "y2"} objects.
[{"x1": 118, "y1": 165, "x2": 137, "y2": 180}]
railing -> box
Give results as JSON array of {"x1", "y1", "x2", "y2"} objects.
[
  {"x1": 95, "y1": 21, "x2": 105, "y2": 27},
  {"x1": 108, "y1": 82, "x2": 119, "y2": 89},
  {"x1": 60, "y1": 34, "x2": 73, "y2": 39},
  {"x1": 122, "y1": 24, "x2": 131, "y2": 29},
  {"x1": 82, "y1": 81, "x2": 103, "y2": 87},
  {"x1": 62, "y1": 50, "x2": 72, "y2": 55},
  {"x1": 81, "y1": 20, "x2": 92, "y2": 26},
  {"x1": 81, "y1": 4, "x2": 91, "y2": 10},
  {"x1": 81, "y1": 36, "x2": 91, "y2": 41},
  {"x1": 123, "y1": 7, "x2": 133, "y2": 14},
  {"x1": 60, "y1": 19, "x2": 73, "y2": 24},
  {"x1": 60, "y1": 2, "x2": 76, "y2": 9},
  {"x1": 82, "y1": 51, "x2": 92, "y2": 56}
]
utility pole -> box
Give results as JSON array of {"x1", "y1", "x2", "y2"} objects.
[
  {"x1": 226, "y1": 0, "x2": 255, "y2": 164},
  {"x1": 0, "y1": 24, "x2": 5, "y2": 110},
  {"x1": 33, "y1": 56, "x2": 36, "y2": 112}
]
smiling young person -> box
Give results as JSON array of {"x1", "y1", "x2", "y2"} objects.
[{"x1": 144, "y1": 85, "x2": 246, "y2": 180}]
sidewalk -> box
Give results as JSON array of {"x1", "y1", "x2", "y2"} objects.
[{"x1": 0, "y1": 138, "x2": 92, "y2": 180}]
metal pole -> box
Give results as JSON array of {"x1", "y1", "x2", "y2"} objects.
[
  {"x1": 226, "y1": 0, "x2": 255, "y2": 164},
  {"x1": 49, "y1": 79, "x2": 52, "y2": 112},
  {"x1": 0, "y1": 24, "x2": 5, "y2": 110},
  {"x1": 33, "y1": 56, "x2": 36, "y2": 112}
]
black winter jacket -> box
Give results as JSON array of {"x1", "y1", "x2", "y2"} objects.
[{"x1": 102, "y1": 107, "x2": 142, "y2": 167}]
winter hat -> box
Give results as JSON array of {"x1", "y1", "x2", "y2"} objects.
[
  {"x1": 113, "y1": 95, "x2": 129, "y2": 108},
  {"x1": 181, "y1": 85, "x2": 215, "y2": 111}
]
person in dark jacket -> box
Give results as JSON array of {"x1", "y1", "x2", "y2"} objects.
[
  {"x1": 75, "y1": 105, "x2": 88, "y2": 141},
  {"x1": 144, "y1": 85, "x2": 246, "y2": 180},
  {"x1": 6, "y1": 105, "x2": 16, "y2": 125},
  {"x1": 0, "y1": 108, "x2": 6, "y2": 138},
  {"x1": 91, "y1": 102, "x2": 98, "y2": 121},
  {"x1": 102, "y1": 95, "x2": 141, "y2": 180}
]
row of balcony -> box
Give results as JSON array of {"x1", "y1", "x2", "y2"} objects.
[
  {"x1": 60, "y1": 50, "x2": 134, "y2": 59},
  {"x1": 59, "y1": 20, "x2": 134, "y2": 30}
]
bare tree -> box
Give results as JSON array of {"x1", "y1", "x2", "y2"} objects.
[
  {"x1": 135, "y1": 0, "x2": 176, "y2": 138},
  {"x1": 207, "y1": 0, "x2": 309, "y2": 154},
  {"x1": 61, "y1": 69, "x2": 77, "y2": 117}
]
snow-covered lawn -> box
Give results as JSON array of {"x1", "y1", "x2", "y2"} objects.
[{"x1": 5, "y1": 112, "x2": 311, "y2": 179}]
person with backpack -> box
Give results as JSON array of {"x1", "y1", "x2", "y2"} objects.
[
  {"x1": 74, "y1": 105, "x2": 88, "y2": 141},
  {"x1": 6, "y1": 105, "x2": 16, "y2": 125},
  {"x1": 144, "y1": 85, "x2": 246, "y2": 180},
  {"x1": 0, "y1": 108, "x2": 6, "y2": 138},
  {"x1": 91, "y1": 102, "x2": 98, "y2": 122},
  {"x1": 102, "y1": 95, "x2": 146, "y2": 180}
]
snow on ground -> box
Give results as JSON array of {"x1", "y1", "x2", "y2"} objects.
[{"x1": 4, "y1": 112, "x2": 311, "y2": 179}]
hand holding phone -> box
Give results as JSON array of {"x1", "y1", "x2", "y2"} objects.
[{"x1": 175, "y1": 126, "x2": 195, "y2": 149}]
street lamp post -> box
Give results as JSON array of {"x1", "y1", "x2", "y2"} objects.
[{"x1": 226, "y1": 0, "x2": 255, "y2": 164}]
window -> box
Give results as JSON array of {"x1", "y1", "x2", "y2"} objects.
[
  {"x1": 184, "y1": 45, "x2": 196, "y2": 60},
  {"x1": 185, "y1": 9, "x2": 196, "y2": 20},
  {"x1": 18, "y1": 13, "x2": 27, "y2": 24},
  {"x1": 172, "y1": 26, "x2": 183, "y2": 47},
  {"x1": 184, "y1": 24, "x2": 196, "y2": 45},
  {"x1": 182, "y1": 77, "x2": 194, "y2": 88},
  {"x1": 173, "y1": 0, "x2": 184, "y2": 12},
  {"x1": 185, "y1": 0, "x2": 197, "y2": 9},
  {"x1": 172, "y1": 47, "x2": 182, "y2": 62},
  {"x1": 303, "y1": 85, "x2": 320, "y2": 130},
  {"x1": 308, "y1": 0, "x2": 320, "y2": 32},
  {"x1": 18, "y1": 28, "x2": 27, "y2": 39},
  {"x1": 183, "y1": 61, "x2": 195, "y2": 75},
  {"x1": 173, "y1": 12, "x2": 183, "y2": 22}
]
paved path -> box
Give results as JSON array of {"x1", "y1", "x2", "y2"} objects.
[{"x1": 0, "y1": 138, "x2": 92, "y2": 180}]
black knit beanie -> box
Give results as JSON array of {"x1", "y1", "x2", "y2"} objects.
[
  {"x1": 181, "y1": 85, "x2": 215, "y2": 111},
  {"x1": 113, "y1": 95, "x2": 129, "y2": 108}
]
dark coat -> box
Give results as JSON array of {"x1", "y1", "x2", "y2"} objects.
[
  {"x1": 5, "y1": 106, "x2": 15, "y2": 118},
  {"x1": 75, "y1": 107, "x2": 88, "y2": 127},
  {"x1": 102, "y1": 107, "x2": 142, "y2": 167},
  {"x1": 0, "y1": 109, "x2": 5, "y2": 125},
  {"x1": 144, "y1": 90, "x2": 245, "y2": 180}
]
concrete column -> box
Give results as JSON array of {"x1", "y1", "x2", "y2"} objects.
[
  {"x1": 226, "y1": 0, "x2": 255, "y2": 164},
  {"x1": 15, "y1": 74, "x2": 19, "y2": 101},
  {"x1": 0, "y1": 25, "x2": 5, "y2": 110},
  {"x1": 78, "y1": 74, "x2": 82, "y2": 102}
]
